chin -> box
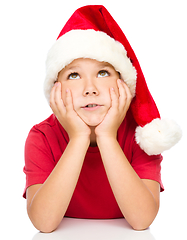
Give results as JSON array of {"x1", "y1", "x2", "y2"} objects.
[
  {"x1": 85, "y1": 119, "x2": 103, "y2": 127},
  {"x1": 87, "y1": 122, "x2": 101, "y2": 127},
  {"x1": 81, "y1": 115, "x2": 105, "y2": 127}
]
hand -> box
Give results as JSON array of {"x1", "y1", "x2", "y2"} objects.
[
  {"x1": 50, "y1": 82, "x2": 91, "y2": 140},
  {"x1": 95, "y1": 79, "x2": 132, "y2": 139}
]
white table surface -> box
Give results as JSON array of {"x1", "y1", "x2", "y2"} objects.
[{"x1": 32, "y1": 218, "x2": 155, "y2": 240}]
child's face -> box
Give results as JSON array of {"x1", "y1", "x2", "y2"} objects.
[{"x1": 57, "y1": 58, "x2": 120, "y2": 126}]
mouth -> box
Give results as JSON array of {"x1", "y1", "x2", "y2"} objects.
[
  {"x1": 84, "y1": 104, "x2": 98, "y2": 108},
  {"x1": 81, "y1": 103, "x2": 102, "y2": 111}
]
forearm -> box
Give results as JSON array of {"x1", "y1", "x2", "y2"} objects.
[
  {"x1": 27, "y1": 137, "x2": 90, "y2": 232},
  {"x1": 97, "y1": 136, "x2": 159, "y2": 230}
]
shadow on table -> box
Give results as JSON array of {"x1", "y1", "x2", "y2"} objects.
[{"x1": 32, "y1": 218, "x2": 156, "y2": 240}]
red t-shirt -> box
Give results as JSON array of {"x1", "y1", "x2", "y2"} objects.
[{"x1": 23, "y1": 110, "x2": 164, "y2": 219}]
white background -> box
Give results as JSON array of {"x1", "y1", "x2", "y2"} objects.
[{"x1": 0, "y1": 0, "x2": 186, "y2": 239}]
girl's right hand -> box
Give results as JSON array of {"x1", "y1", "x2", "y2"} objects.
[{"x1": 50, "y1": 82, "x2": 91, "y2": 141}]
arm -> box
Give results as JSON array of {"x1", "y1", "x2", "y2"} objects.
[
  {"x1": 96, "y1": 137, "x2": 160, "y2": 230},
  {"x1": 27, "y1": 83, "x2": 91, "y2": 233},
  {"x1": 95, "y1": 80, "x2": 160, "y2": 230}
]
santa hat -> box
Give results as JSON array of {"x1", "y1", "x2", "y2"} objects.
[{"x1": 44, "y1": 5, "x2": 182, "y2": 155}]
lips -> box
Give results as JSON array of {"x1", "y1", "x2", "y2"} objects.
[{"x1": 81, "y1": 103, "x2": 102, "y2": 110}]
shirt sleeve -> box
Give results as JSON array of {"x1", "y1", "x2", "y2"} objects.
[
  {"x1": 131, "y1": 138, "x2": 164, "y2": 192},
  {"x1": 23, "y1": 127, "x2": 56, "y2": 198}
]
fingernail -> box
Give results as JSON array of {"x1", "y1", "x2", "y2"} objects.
[{"x1": 55, "y1": 82, "x2": 60, "y2": 86}]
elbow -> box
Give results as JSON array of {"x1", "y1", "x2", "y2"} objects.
[
  {"x1": 38, "y1": 226, "x2": 57, "y2": 234},
  {"x1": 27, "y1": 205, "x2": 65, "y2": 233},
  {"x1": 32, "y1": 219, "x2": 60, "y2": 233},
  {"x1": 28, "y1": 211, "x2": 62, "y2": 233},
  {"x1": 34, "y1": 218, "x2": 59, "y2": 233},
  {"x1": 128, "y1": 205, "x2": 159, "y2": 231},
  {"x1": 127, "y1": 213, "x2": 157, "y2": 231},
  {"x1": 131, "y1": 223, "x2": 150, "y2": 231},
  {"x1": 129, "y1": 217, "x2": 156, "y2": 231}
]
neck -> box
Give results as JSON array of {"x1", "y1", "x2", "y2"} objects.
[{"x1": 89, "y1": 127, "x2": 97, "y2": 147}]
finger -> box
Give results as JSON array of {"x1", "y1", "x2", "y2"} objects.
[
  {"x1": 56, "y1": 83, "x2": 67, "y2": 117},
  {"x1": 65, "y1": 89, "x2": 74, "y2": 112},
  {"x1": 122, "y1": 81, "x2": 132, "y2": 106},
  {"x1": 122, "y1": 81, "x2": 132, "y2": 98},
  {"x1": 50, "y1": 83, "x2": 59, "y2": 113},
  {"x1": 110, "y1": 87, "x2": 119, "y2": 109},
  {"x1": 117, "y1": 79, "x2": 127, "y2": 111},
  {"x1": 117, "y1": 79, "x2": 132, "y2": 111},
  {"x1": 51, "y1": 82, "x2": 66, "y2": 115}
]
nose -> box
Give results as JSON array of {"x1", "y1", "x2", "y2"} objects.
[{"x1": 83, "y1": 79, "x2": 99, "y2": 96}]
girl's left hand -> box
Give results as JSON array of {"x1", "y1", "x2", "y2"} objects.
[{"x1": 95, "y1": 79, "x2": 132, "y2": 139}]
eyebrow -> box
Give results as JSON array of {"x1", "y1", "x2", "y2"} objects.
[
  {"x1": 65, "y1": 65, "x2": 81, "y2": 71},
  {"x1": 61, "y1": 61, "x2": 115, "y2": 75},
  {"x1": 67, "y1": 63, "x2": 112, "y2": 70},
  {"x1": 60, "y1": 65, "x2": 81, "y2": 76},
  {"x1": 98, "y1": 62, "x2": 120, "y2": 77},
  {"x1": 97, "y1": 62, "x2": 114, "y2": 68}
]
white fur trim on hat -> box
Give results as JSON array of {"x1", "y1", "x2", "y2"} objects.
[
  {"x1": 44, "y1": 29, "x2": 137, "y2": 103},
  {"x1": 135, "y1": 118, "x2": 182, "y2": 155}
]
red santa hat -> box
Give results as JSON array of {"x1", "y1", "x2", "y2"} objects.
[{"x1": 44, "y1": 5, "x2": 182, "y2": 155}]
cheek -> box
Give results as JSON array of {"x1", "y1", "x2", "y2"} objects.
[
  {"x1": 103, "y1": 82, "x2": 119, "y2": 102},
  {"x1": 61, "y1": 83, "x2": 79, "y2": 103}
]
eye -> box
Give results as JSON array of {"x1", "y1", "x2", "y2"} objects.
[
  {"x1": 98, "y1": 70, "x2": 109, "y2": 78},
  {"x1": 68, "y1": 72, "x2": 80, "y2": 80}
]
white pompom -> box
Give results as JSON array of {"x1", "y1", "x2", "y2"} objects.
[{"x1": 135, "y1": 118, "x2": 182, "y2": 155}]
